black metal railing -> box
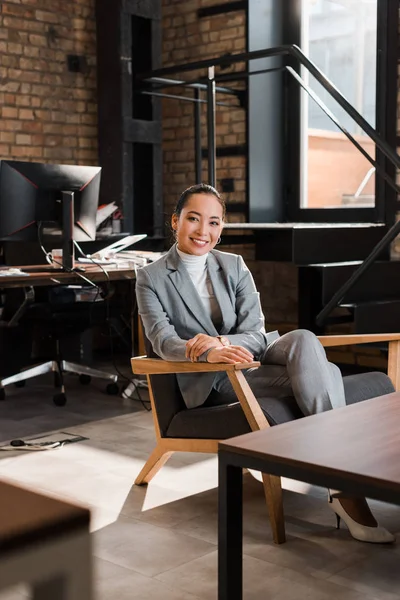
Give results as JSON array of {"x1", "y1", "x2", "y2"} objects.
[{"x1": 135, "y1": 44, "x2": 400, "y2": 326}]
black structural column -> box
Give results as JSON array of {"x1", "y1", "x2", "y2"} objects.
[
  {"x1": 375, "y1": 0, "x2": 399, "y2": 227},
  {"x1": 95, "y1": 0, "x2": 163, "y2": 239},
  {"x1": 247, "y1": 0, "x2": 300, "y2": 222}
]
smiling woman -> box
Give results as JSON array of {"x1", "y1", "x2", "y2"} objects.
[
  {"x1": 134, "y1": 182, "x2": 396, "y2": 545},
  {"x1": 171, "y1": 184, "x2": 225, "y2": 255}
]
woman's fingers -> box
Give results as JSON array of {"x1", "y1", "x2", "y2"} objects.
[
  {"x1": 207, "y1": 346, "x2": 254, "y2": 364},
  {"x1": 186, "y1": 334, "x2": 223, "y2": 360},
  {"x1": 226, "y1": 347, "x2": 253, "y2": 362},
  {"x1": 226, "y1": 345, "x2": 253, "y2": 361},
  {"x1": 190, "y1": 343, "x2": 209, "y2": 360},
  {"x1": 185, "y1": 334, "x2": 202, "y2": 358},
  {"x1": 188, "y1": 338, "x2": 206, "y2": 358},
  {"x1": 186, "y1": 338, "x2": 254, "y2": 363}
]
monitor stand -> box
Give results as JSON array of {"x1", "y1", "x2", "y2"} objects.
[
  {"x1": 49, "y1": 191, "x2": 84, "y2": 273},
  {"x1": 19, "y1": 192, "x2": 85, "y2": 273},
  {"x1": 25, "y1": 192, "x2": 85, "y2": 274},
  {"x1": 62, "y1": 190, "x2": 75, "y2": 271}
]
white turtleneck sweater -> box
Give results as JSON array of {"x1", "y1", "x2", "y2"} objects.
[{"x1": 176, "y1": 246, "x2": 222, "y2": 329}]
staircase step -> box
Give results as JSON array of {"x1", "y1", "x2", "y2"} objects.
[
  {"x1": 340, "y1": 300, "x2": 400, "y2": 333},
  {"x1": 250, "y1": 223, "x2": 388, "y2": 263},
  {"x1": 223, "y1": 222, "x2": 389, "y2": 263},
  {"x1": 302, "y1": 260, "x2": 400, "y2": 304}
]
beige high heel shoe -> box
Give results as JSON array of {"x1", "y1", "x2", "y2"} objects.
[{"x1": 328, "y1": 493, "x2": 395, "y2": 544}]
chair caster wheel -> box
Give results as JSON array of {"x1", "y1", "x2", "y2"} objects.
[
  {"x1": 53, "y1": 393, "x2": 67, "y2": 406},
  {"x1": 106, "y1": 383, "x2": 119, "y2": 396},
  {"x1": 0, "y1": 388, "x2": 5, "y2": 400},
  {"x1": 79, "y1": 374, "x2": 91, "y2": 385},
  {"x1": 14, "y1": 380, "x2": 26, "y2": 388}
]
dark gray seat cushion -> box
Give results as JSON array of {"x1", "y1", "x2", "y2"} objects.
[{"x1": 166, "y1": 371, "x2": 395, "y2": 439}]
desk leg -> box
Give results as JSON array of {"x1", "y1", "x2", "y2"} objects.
[
  {"x1": 218, "y1": 453, "x2": 243, "y2": 600},
  {"x1": 32, "y1": 575, "x2": 66, "y2": 600},
  {"x1": 32, "y1": 530, "x2": 92, "y2": 600}
]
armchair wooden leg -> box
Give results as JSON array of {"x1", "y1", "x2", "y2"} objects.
[
  {"x1": 135, "y1": 446, "x2": 174, "y2": 485},
  {"x1": 261, "y1": 474, "x2": 286, "y2": 544},
  {"x1": 388, "y1": 340, "x2": 400, "y2": 391}
]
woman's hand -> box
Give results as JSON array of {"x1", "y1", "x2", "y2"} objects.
[
  {"x1": 185, "y1": 333, "x2": 223, "y2": 361},
  {"x1": 206, "y1": 345, "x2": 254, "y2": 364}
]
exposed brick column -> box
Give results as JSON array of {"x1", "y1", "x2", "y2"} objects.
[{"x1": 0, "y1": 0, "x2": 98, "y2": 165}]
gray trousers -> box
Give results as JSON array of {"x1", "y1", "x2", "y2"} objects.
[{"x1": 214, "y1": 329, "x2": 346, "y2": 416}]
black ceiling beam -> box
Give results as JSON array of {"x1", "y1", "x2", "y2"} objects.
[
  {"x1": 225, "y1": 203, "x2": 247, "y2": 213},
  {"x1": 201, "y1": 145, "x2": 246, "y2": 158},
  {"x1": 197, "y1": 1, "x2": 247, "y2": 18}
]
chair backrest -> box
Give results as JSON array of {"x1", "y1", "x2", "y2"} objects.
[{"x1": 142, "y1": 327, "x2": 187, "y2": 437}]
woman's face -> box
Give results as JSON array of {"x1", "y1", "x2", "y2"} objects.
[{"x1": 172, "y1": 193, "x2": 224, "y2": 256}]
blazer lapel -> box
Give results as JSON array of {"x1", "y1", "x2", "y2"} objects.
[
  {"x1": 207, "y1": 252, "x2": 233, "y2": 334},
  {"x1": 166, "y1": 246, "x2": 218, "y2": 336}
]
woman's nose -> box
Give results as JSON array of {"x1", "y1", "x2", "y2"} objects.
[{"x1": 196, "y1": 221, "x2": 207, "y2": 235}]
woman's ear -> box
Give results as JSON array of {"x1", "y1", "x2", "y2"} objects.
[{"x1": 171, "y1": 214, "x2": 178, "y2": 231}]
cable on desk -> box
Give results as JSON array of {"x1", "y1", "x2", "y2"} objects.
[
  {"x1": 73, "y1": 241, "x2": 150, "y2": 411},
  {"x1": 37, "y1": 223, "x2": 99, "y2": 289}
]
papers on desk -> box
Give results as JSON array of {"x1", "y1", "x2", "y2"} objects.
[
  {"x1": 77, "y1": 255, "x2": 147, "y2": 268},
  {"x1": 78, "y1": 234, "x2": 163, "y2": 268},
  {"x1": 0, "y1": 268, "x2": 29, "y2": 276},
  {"x1": 117, "y1": 250, "x2": 164, "y2": 263}
]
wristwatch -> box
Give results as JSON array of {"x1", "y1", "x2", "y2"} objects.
[{"x1": 217, "y1": 335, "x2": 230, "y2": 347}]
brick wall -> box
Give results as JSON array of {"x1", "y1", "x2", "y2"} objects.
[{"x1": 0, "y1": 0, "x2": 97, "y2": 165}]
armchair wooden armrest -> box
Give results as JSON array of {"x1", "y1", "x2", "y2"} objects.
[
  {"x1": 131, "y1": 356, "x2": 266, "y2": 430},
  {"x1": 317, "y1": 333, "x2": 400, "y2": 391},
  {"x1": 317, "y1": 333, "x2": 400, "y2": 347},
  {"x1": 130, "y1": 357, "x2": 260, "y2": 375}
]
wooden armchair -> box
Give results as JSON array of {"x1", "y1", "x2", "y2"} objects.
[{"x1": 131, "y1": 332, "x2": 400, "y2": 545}]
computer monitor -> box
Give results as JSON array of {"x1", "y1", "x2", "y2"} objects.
[{"x1": 0, "y1": 160, "x2": 101, "y2": 270}]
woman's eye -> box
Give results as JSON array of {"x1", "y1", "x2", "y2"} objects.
[
  {"x1": 188, "y1": 216, "x2": 198, "y2": 222},
  {"x1": 210, "y1": 221, "x2": 219, "y2": 226}
]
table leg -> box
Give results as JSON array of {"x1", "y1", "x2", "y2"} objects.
[
  {"x1": 218, "y1": 454, "x2": 243, "y2": 600},
  {"x1": 32, "y1": 575, "x2": 66, "y2": 600},
  {"x1": 31, "y1": 530, "x2": 92, "y2": 600}
]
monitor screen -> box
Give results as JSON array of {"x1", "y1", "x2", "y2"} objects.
[{"x1": 0, "y1": 160, "x2": 101, "y2": 242}]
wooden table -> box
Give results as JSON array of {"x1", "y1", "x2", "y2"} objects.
[
  {"x1": 218, "y1": 391, "x2": 400, "y2": 600},
  {"x1": 0, "y1": 480, "x2": 91, "y2": 600}
]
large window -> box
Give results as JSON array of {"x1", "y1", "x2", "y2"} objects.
[{"x1": 301, "y1": 0, "x2": 378, "y2": 209}]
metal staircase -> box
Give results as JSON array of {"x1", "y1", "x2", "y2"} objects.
[{"x1": 135, "y1": 42, "x2": 400, "y2": 337}]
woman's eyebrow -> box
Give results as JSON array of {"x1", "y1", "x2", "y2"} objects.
[{"x1": 187, "y1": 210, "x2": 220, "y2": 220}]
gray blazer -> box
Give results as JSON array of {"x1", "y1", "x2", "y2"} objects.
[{"x1": 135, "y1": 245, "x2": 279, "y2": 408}]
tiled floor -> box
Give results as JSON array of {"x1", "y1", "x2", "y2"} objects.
[{"x1": 0, "y1": 371, "x2": 400, "y2": 599}]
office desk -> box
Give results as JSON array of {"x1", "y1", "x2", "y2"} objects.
[
  {"x1": 0, "y1": 264, "x2": 136, "y2": 340},
  {"x1": 0, "y1": 265, "x2": 141, "y2": 384},
  {"x1": 0, "y1": 264, "x2": 135, "y2": 289}
]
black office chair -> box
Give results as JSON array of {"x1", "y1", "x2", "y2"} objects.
[{"x1": 0, "y1": 285, "x2": 119, "y2": 405}]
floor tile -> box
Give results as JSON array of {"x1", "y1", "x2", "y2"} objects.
[
  {"x1": 156, "y1": 549, "x2": 383, "y2": 600},
  {"x1": 328, "y1": 548, "x2": 400, "y2": 599},
  {"x1": 92, "y1": 515, "x2": 216, "y2": 577},
  {"x1": 95, "y1": 557, "x2": 202, "y2": 600}
]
